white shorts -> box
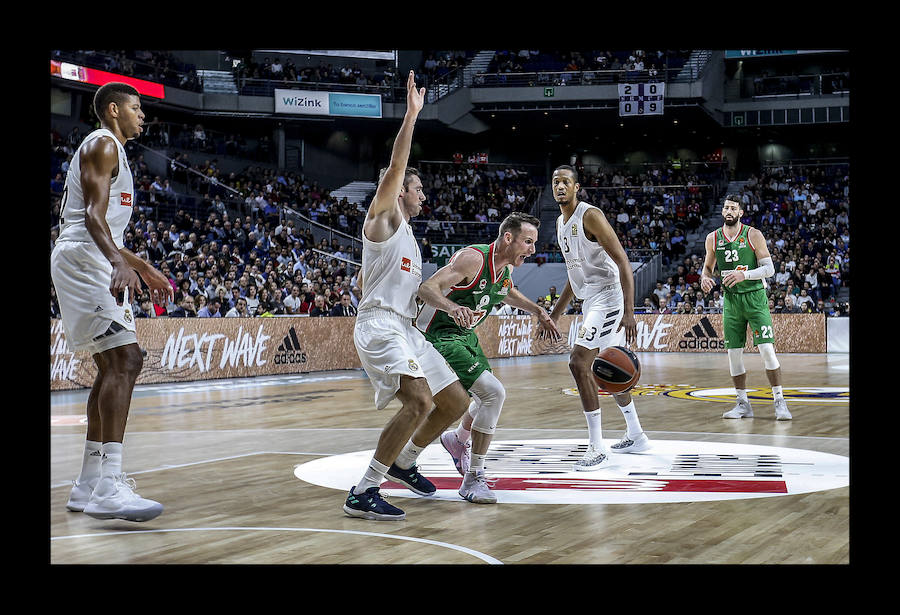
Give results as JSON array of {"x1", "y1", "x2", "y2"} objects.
[
  {"x1": 50, "y1": 241, "x2": 138, "y2": 355},
  {"x1": 573, "y1": 286, "x2": 625, "y2": 351},
  {"x1": 354, "y1": 307, "x2": 459, "y2": 411}
]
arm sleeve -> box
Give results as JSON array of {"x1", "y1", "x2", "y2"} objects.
[{"x1": 743, "y1": 256, "x2": 775, "y2": 280}]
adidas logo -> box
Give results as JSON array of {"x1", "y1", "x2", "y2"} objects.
[
  {"x1": 274, "y1": 327, "x2": 308, "y2": 365},
  {"x1": 94, "y1": 306, "x2": 104, "y2": 312},
  {"x1": 679, "y1": 316, "x2": 726, "y2": 350}
]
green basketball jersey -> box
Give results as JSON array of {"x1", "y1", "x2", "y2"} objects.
[
  {"x1": 416, "y1": 243, "x2": 513, "y2": 341},
  {"x1": 715, "y1": 223, "x2": 764, "y2": 295}
]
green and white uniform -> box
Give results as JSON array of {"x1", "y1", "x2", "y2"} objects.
[
  {"x1": 415, "y1": 242, "x2": 513, "y2": 390},
  {"x1": 715, "y1": 223, "x2": 774, "y2": 349}
]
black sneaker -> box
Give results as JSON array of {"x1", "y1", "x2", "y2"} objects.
[
  {"x1": 386, "y1": 463, "x2": 436, "y2": 496},
  {"x1": 343, "y1": 487, "x2": 406, "y2": 521}
]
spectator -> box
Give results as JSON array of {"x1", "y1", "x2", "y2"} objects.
[
  {"x1": 309, "y1": 294, "x2": 329, "y2": 317},
  {"x1": 330, "y1": 292, "x2": 358, "y2": 317},
  {"x1": 169, "y1": 295, "x2": 197, "y2": 318},
  {"x1": 197, "y1": 297, "x2": 223, "y2": 318},
  {"x1": 225, "y1": 297, "x2": 250, "y2": 317},
  {"x1": 283, "y1": 284, "x2": 304, "y2": 314}
]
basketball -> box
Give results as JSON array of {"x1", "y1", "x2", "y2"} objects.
[{"x1": 592, "y1": 346, "x2": 641, "y2": 393}]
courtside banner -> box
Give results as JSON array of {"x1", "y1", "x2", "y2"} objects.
[
  {"x1": 50, "y1": 314, "x2": 826, "y2": 390},
  {"x1": 274, "y1": 88, "x2": 382, "y2": 118}
]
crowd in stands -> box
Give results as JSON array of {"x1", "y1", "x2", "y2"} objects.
[
  {"x1": 50, "y1": 200, "x2": 364, "y2": 320},
  {"x1": 51, "y1": 128, "x2": 365, "y2": 320},
  {"x1": 476, "y1": 50, "x2": 693, "y2": 86},
  {"x1": 50, "y1": 119, "x2": 848, "y2": 321},
  {"x1": 139, "y1": 119, "x2": 276, "y2": 163},
  {"x1": 232, "y1": 51, "x2": 475, "y2": 95},
  {"x1": 51, "y1": 50, "x2": 202, "y2": 92},
  {"x1": 420, "y1": 51, "x2": 473, "y2": 82},
  {"x1": 412, "y1": 162, "x2": 543, "y2": 243},
  {"x1": 568, "y1": 161, "x2": 722, "y2": 262},
  {"x1": 625, "y1": 163, "x2": 849, "y2": 317}
]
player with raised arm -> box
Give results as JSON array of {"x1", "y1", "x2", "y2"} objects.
[
  {"x1": 417, "y1": 212, "x2": 561, "y2": 503},
  {"x1": 700, "y1": 195, "x2": 791, "y2": 420},
  {"x1": 548, "y1": 165, "x2": 651, "y2": 471},
  {"x1": 344, "y1": 71, "x2": 472, "y2": 521}
]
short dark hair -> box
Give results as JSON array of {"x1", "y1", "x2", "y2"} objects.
[
  {"x1": 378, "y1": 166, "x2": 421, "y2": 190},
  {"x1": 498, "y1": 211, "x2": 541, "y2": 239},
  {"x1": 723, "y1": 193, "x2": 744, "y2": 208},
  {"x1": 553, "y1": 164, "x2": 579, "y2": 185},
  {"x1": 93, "y1": 82, "x2": 140, "y2": 121}
]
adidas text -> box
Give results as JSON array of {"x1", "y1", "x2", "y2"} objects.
[{"x1": 275, "y1": 327, "x2": 308, "y2": 365}]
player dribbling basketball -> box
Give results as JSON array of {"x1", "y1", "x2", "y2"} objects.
[{"x1": 548, "y1": 165, "x2": 651, "y2": 470}]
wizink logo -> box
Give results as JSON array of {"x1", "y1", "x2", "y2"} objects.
[
  {"x1": 679, "y1": 317, "x2": 726, "y2": 350},
  {"x1": 275, "y1": 327, "x2": 308, "y2": 365},
  {"x1": 281, "y1": 96, "x2": 323, "y2": 108}
]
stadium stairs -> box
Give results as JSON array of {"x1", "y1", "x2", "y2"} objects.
[
  {"x1": 197, "y1": 70, "x2": 239, "y2": 94},
  {"x1": 329, "y1": 180, "x2": 376, "y2": 208}
]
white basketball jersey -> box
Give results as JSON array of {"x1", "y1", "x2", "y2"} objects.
[
  {"x1": 357, "y1": 216, "x2": 423, "y2": 319},
  {"x1": 557, "y1": 201, "x2": 620, "y2": 300},
  {"x1": 56, "y1": 128, "x2": 135, "y2": 249}
]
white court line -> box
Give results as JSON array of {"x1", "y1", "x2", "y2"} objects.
[
  {"x1": 50, "y1": 526, "x2": 504, "y2": 565},
  {"x1": 50, "y1": 451, "x2": 320, "y2": 488}
]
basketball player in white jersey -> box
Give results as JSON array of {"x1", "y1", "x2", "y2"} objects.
[
  {"x1": 548, "y1": 165, "x2": 651, "y2": 470},
  {"x1": 344, "y1": 71, "x2": 471, "y2": 521},
  {"x1": 51, "y1": 83, "x2": 173, "y2": 521}
]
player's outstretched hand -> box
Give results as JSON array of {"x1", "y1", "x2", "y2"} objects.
[
  {"x1": 536, "y1": 311, "x2": 561, "y2": 342},
  {"x1": 406, "y1": 70, "x2": 425, "y2": 116}
]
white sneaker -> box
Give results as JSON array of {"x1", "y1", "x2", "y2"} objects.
[
  {"x1": 723, "y1": 399, "x2": 753, "y2": 419},
  {"x1": 66, "y1": 478, "x2": 97, "y2": 512},
  {"x1": 83, "y1": 473, "x2": 163, "y2": 522},
  {"x1": 610, "y1": 432, "x2": 651, "y2": 453},
  {"x1": 458, "y1": 471, "x2": 497, "y2": 504},
  {"x1": 774, "y1": 399, "x2": 792, "y2": 420},
  {"x1": 574, "y1": 444, "x2": 612, "y2": 471}
]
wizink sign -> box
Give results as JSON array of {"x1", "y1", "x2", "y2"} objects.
[{"x1": 275, "y1": 89, "x2": 382, "y2": 118}]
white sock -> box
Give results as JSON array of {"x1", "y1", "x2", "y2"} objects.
[
  {"x1": 77, "y1": 440, "x2": 103, "y2": 484},
  {"x1": 584, "y1": 409, "x2": 604, "y2": 448},
  {"x1": 455, "y1": 400, "x2": 477, "y2": 442},
  {"x1": 470, "y1": 452, "x2": 486, "y2": 474},
  {"x1": 772, "y1": 385, "x2": 784, "y2": 401},
  {"x1": 618, "y1": 401, "x2": 643, "y2": 438},
  {"x1": 354, "y1": 458, "x2": 390, "y2": 494},
  {"x1": 736, "y1": 389, "x2": 749, "y2": 403},
  {"x1": 99, "y1": 441, "x2": 124, "y2": 478},
  {"x1": 394, "y1": 439, "x2": 425, "y2": 470}
]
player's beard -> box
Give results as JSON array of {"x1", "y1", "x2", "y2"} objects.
[{"x1": 723, "y1": 213, "x2": 739, "y2": 228}]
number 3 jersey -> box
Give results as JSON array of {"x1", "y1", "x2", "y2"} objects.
[
  {"x1": 714, "y1": 223, "x2": 764, "y2": 295},
  {"x1": 557, "y1": 201, "x2": 620, "y2": 300},
  {"x1": 56, "y1": 128, "x2": 135, "y2": 249},
  {"x1": 416, "y1": 242, "x2": 512, "y2": 342}
]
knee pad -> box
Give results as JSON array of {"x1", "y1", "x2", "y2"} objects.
[
  {"x1": 469, "y1": 371, "x2": 506, "y2": 435},
  {"x1": 758, "y1": 342, "x2": 780, "y2": 371},
  {"x1": 727, "y1": 348, "x2": 746, "y2": 377}
]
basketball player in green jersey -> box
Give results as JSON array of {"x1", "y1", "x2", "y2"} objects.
[
  {"x1": 700, "y1": 195, "x2": 792, "y2": 420},
  {"x1": 416, "y1": 212, "x2": 561, "y2": 503}
]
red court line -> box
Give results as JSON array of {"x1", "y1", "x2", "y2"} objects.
[{"x1": 383, "y1": 477, "x2": 787, "y2": 494}]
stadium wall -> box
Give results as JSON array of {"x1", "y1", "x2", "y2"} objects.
[{"x1": 50, "y1": 313, "x2": 830, "y2": 391}]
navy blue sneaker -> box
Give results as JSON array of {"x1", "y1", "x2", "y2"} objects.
[
  {"x1": 343, "y1": 486, "x2": 406, "y2": 520},
  {"x1": 386, "y1": 463, "x2": 436, "y2": 496}
]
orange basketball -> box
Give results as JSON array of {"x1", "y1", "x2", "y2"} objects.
[{"x1": 591, "y1": 346, "x2": 641, "y2": 393}]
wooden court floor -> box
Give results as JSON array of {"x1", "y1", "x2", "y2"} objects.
[{"x1": 49, "y1": 352, "x2": 850, "y2": 565}]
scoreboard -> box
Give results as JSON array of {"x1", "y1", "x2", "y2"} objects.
[{"x1": 618, "y1": 82, "x2": 665, "y2": 117}]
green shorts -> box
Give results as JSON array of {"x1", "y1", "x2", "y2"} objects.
[
  {"x1": 427, "y1": 332, "x2": 491, "y2": 392},
  {"x1": 722, "y1": 288, "x2": 775, "y2": 349}
]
